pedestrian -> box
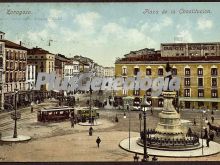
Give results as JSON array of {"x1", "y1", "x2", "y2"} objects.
[
  {"x1": 139, "y1": 113, "x2": 142, "y2": 120},
  {"x1": 133, "y1": 153, "x2": 139, "y2": 162},
  {"x1": 31, "y1": 105, "x2": 33, "y2": 113},
  {"x1": 89, "y1": 127, "x2": 93, "y2": 136},
  {"x1": 96, "y1": 136, "x2": 101, "y2": 148},
  {"x1": 115, "y1": 115, "x2": 119, "y2": 122},
  {"x1": 193, "y1": 118, "x2": 196, "y2": 126},
  {"x1": 150, "y1": 108, "x2": 153, "y2": 115},
  {"x1": 211, "y1": 116, "x2": 214, "y2": 123},
  {"x1": 206, "y1": 137, "x2": 210, "y2": 147},
  {"x1": 211, "y1": 109, "x2": 214, "y2": 115},
  {"x1": 70, "y1": 117, "x2": 74, "y2": 128}
]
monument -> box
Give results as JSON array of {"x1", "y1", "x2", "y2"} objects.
[{"x1": 138, "y1": 62, "x2": 200, "y2": 150}]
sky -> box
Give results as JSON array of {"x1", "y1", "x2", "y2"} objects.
[{"x1": 0, "y1": 2, "x2": 220, "y2": 67}]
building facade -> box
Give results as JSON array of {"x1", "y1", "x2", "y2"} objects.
[
  {"x1": 103, "y1": 67, "x2": 115, "y2": 77},
  {"x1": 27, "y1": 47, "x2": 55, "y2": 99},
  {"x1": 0, "y1": 31, "x2": 5, "y2": 110},
  {"x1": 55, "y1": 54, "x2": 71, "y2": 79},
  {"x1": 115, "y1": 44, "x2": 220, "y2": 110},
  {"x1": 0, "y1": 35, "x2": 28, "y2": 110},
  {"x1": 64, "y1": 59, "x2": 80, "y2": 80}
]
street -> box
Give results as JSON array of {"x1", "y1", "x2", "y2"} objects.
[{"x1": 0, "y1": 98, "x2": 220, "y2": 161}]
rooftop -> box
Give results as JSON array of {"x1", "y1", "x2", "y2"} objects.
[
  {"x1": 28, "y1": 47, "x2": 54, "y2": 55},
  {"x1": 115, "y1": 53, "x2": 220, "y2": 64},
  {"x1": 0, "y1": 39, "x2": 28, "y2": 50}
]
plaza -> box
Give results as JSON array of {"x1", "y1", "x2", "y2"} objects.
[{"x1": 0, "y1": 97, "x2": 220, "y2": 161}]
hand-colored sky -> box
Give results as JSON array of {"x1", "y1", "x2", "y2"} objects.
[{"x1": 0, "y1": 2, "x2": 220, "y2": 67}]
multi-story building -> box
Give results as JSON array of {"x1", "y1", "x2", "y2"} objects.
[
  {"x1": 0, "y1": 31, "x2": 5, "y2": 110},
  {"x1": 115, "y1": 44, "x2": 220, "y2": 110},
  {"x1": 94, "y1": 63, "x2": 104, "y2": 77},
  {"x1": 27, "y1": 47, "x2": 55, "y2": 99},
  {"x1": 25, "y1": 64, "x2": 36, "y2": 103},
  {"x1": 55, "y1": 54, "x2": 71, "y2": 79},
  {"x1": 64, "y1": 59, "x2": 80, "y2": 80},
  {"x1": 0, "y1": 33, "x2": 28, "y2": 110},
  {"x1": 26, "y1": 64, "x2": 36, "y2": 91},
  {"x1": 103, "y1": 67, "x2": 115, "y2": 77}
]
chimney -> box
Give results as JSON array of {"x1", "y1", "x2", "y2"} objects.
[{"x1": 20, "y1": 41, "x2": 22, "y2": 46}]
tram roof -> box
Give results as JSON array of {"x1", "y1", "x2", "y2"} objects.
[{"x1": 39, "y1": 107, "x2": 74, "y2": 112}]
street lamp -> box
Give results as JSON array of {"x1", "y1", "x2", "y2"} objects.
[
  {"x1": 141, "y1": 95, "x2": 150, "y2": 162},
  {"x1": 201, "y1": 109, "x2": 206, "y2": 155},
  {"x1": 123, "y1": 96, "x2": 134, "y2": 150},
  {"x1": 12, "y1": 88, "x2": 20, "y2": 138}
]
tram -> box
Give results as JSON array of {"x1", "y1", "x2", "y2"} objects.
[
  {"x1": 37, "y1": 106, "x2": 74, "y2": 122},
  {"x1": 75, "y1": 108, "x2": 99, "y2": 122}
]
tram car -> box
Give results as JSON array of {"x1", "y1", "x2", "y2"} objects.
[
  {"x1": 37, "y1": 106, "x2": 74, "y2": 122},
  {"x1": 75, "y1": 108, "x2": 99, "y2": 122}
]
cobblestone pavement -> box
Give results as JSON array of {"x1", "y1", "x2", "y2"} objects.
[{"x1": 0, "y1": 98, "x2": 220, "y2": 161}]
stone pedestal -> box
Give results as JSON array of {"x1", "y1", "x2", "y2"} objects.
[{"x1": 154, "y1": 91, "x2": 185, "y2": 140}]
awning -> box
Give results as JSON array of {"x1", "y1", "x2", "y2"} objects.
[{"x1": 179, "y1": 97, "x2": 220, "y2": 102}]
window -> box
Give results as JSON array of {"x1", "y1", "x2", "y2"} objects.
[
  {"x1": 212, "y1": 78, "x2": 217, "y2": 87},
  {"x1": 211, "y1": 68, "x2": 218, "y2": 76},
  {"x1": 146, "y1": 68, "x2": 151, "y2": 76},
  {"x1": 134, "y1": 68, "x2": 139, "y2": 76},
  {"x1": 184, "y1": 78, "x2": 190, "y2": 86},
  {"x1": 211, "y1": 89, "x2": 218, "y2": 98},
  {"x1": 146, "y1": 89, "x2": 151, "y2": 96},
  {"x1": 41, "y1": 56, "x2": 43, "y2": 59},
  {"x1": 122, "y1": 67, "x2": 127, "y2": 75},
  {"x1": 181, "y1": 53, "x2": 184, "y2": 56},
  {"x1": 198, "y1": 89, "x2": 204, "y2": 97},
  {"x1": 198, "y1": 68, "x2": 203, "y2": 76},
  {"x1": 133, "y1": 89, "x2": 140, "y2": 96},
  {"x1": 0, "y1": 44, "x2": 2, "y2": 54},
  {"x1": 185, "y1": 68, "x2": 190, "y2": 76},
  {"x1": 184, "y1": 89, "x2": 190, "y2": 97},
  {"x1": 122, "y1": 89, "x2": 128, "y2": 96},
  {"x1": 185, "y1": 101, "x2": 190, "y2": 109},
  {"x1": 172, "y1": 68, "x2": 177, "y2": 75},
  {"x1": 158, "y1": 68, "x2": 163, "y2": 76},
  {"x1": 198, "y1": 78, "x2": 203, "y2": 87}
]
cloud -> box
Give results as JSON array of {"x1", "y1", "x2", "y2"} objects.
[
  {"x1": 197, "y1": 18, "x2": 213, "y2": 30},
  {"x1": 176, "y1": 30, "x2": 193, "y2": 42},
  {"x1": 141, "y1": 16, "x2": 173, "y2": 32},
  {"x1": 74, "y1": 11, "x2": 101, "y2": 31},
  {"x1": 47, "y1": 9, "x2": 63, "y2": 29}
]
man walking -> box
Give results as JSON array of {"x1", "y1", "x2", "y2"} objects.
[
  {"x1": 96, "y1": 136, "x2": 101, "y2": 148},
  {"x1": 31, "y1": 105, "x2": 33, "y2": 113},
  {"x1": 211, "y1": 116, "x2": 215, "y2": 123}
]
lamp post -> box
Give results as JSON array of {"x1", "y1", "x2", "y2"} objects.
[
  {"x1": 123, "y1": 96, "x2": 134, "y2": 150},
  {"x1": 201, "y1": 109, "x2": 206, "y2": 155},
  {"x1": 141, "y1": 95, "x2": 150, "y2": 162},
  {"x1": 13, "y1": 89, "x2": 18, "y2": 138}
]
